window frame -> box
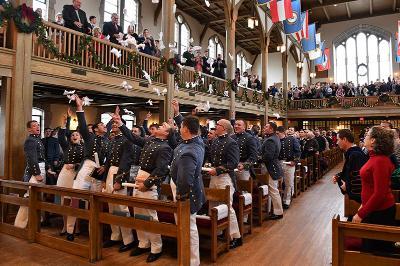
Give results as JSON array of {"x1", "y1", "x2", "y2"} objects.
[
  {"x1": 103, "y1": 0, "x2": 139, "y2": 32},
  {"x1": 175, "y1": 14, "x2": 191, "y2": 56},
  {"x1": 208, "y1": 35, "x2": 224, "y2": 60},
  {"x1": 33, "y1": 0, "x2": 48, "y2": 21}
]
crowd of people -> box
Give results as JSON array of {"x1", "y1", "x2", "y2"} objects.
[{"x1": 289, "y1": 78, "x2": 400, "y2": 100}]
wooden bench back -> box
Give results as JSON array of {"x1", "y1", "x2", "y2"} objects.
[
  {"x1": 237, "y1": 178, "x2": 253, "y2": 194},
  {"x1": 205, "y1": 185, "x2": 230, "y2": 205}
]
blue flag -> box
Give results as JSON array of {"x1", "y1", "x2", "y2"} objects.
[
  {"x1": 313, "y1": 41, "x2": 326, "y2": 64},
  {"x1": 256, "y1": 0, "x2": 271, "y2": 5},
  {"x1": 283, "y1": 0, "x2": 302, "y2": 34},
  {"x1": 396, "y1": 39, "x2": 400, "y2": 63},
  {"x1": 301, "y1": 23, "x2": 316, "y2": 52}
]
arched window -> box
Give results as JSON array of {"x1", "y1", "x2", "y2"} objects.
[
  {"x1": 33, "y1": 0, "x2": 48, "y2": 20},
  {"x1": 103, "y1": 0, "x2": 138, "y2": 32},
  {"x1": 123, "y1": 0, "x2": 139, "y2": 33},
  {"x1": 32, "y1": 108, "x2": 45, "y2": 137},
  {"x1": 236, "y1": 51, "x2": 249, "y2": 74},
  {"x1": 175, "y1": 14, "x2": 191, "y2": 55},
  {"x1": 334, "y1": 25, "x2": 392, "y2": 85},
  {"x1": 208, "y1": 35, "x2": 224, "y2": 60}
]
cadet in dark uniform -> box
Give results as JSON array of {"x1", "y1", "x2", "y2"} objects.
[
  {"x1": 277, "y1": 126, "x2": 301, "y2": 209},
  {"x1": 15, "y1": 120, "x2": 46, "y2": 228},
  {"x1": 103, "y1": 117, "x2": 135, "y2": 252},
  {"x1": 113, "y1": 110, "x2": 172, "y2": 263},
  {"x1": 260, "y1": 122, "x2": 284, "y2": 220},
  {"x1": 66, "y1": 95, "x2": 109, "y2": 241},
  {"x1": 206, "y1": 119, "x2": 242, "y2": 249},
  {"x1": 169, "y1": 113, "x2": 206, "y2": 266},
  {"x1": 57, "y1": 110, "x2": 84, "y2": 235},
  {"x1": 128, "y1": 125, "x2": 143, "y2": 184},
  {"x1": 232, "y1": 119, "x2": 258, "y2": 181}
]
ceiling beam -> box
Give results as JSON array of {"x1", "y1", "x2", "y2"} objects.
[
  {"x1": 369, "y1": 0, "x2": 373, "y2": 15},
  {"x1": 317, "y1": 8, "x2": 398, "y2": 25},
  {"x1": 207, "y1": 14, "x2": 251, "y2": 24},
  {"x1": 394, "y1": 0, "x2": 397, "y2": 11},
  {"x1": 322, "y1": 7, "x2": 331, "y2": 21},
  {"x1": 345, "y1": 3, "x2": 351, "y2": 18},
  {"x1": 154, "y1": 1, "x2": 162, "y2": 26},
  {"x1": 302, "y1": 0, "x2": 358, "y2": 10}
]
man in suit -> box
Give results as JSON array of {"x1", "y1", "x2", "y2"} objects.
[
  {"x1": 103, "y1": 13, "x2": 123, "y2": 44},
  {"x1": 260, "y1": 122, "x2": 284, "y2": 220},
  {"x1": 62, "y1": 0, "x2": 90, "y2": 34},
  {"x1": 89, "y1": 15, "x2": 96, "y2": 32},
  {"x1": 212, "y1": 54, "x2": 226, "y2": 79}
]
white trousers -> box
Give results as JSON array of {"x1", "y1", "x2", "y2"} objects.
[
  {"x1": 170, "y1": 180, "x2": 200, "y2": 266},
  {"x1": 281, "y1": 162, "x2": 296, "y2": 205},
  {"x1": 105, "y1": 166, "x2": 133, "y2": 245},
  {"x1": 209, "y1": 173, "x2": 241, "y2": 239},
  {"x1": 268, "y1": 177, "x2": 283, "y2": 216},
  {"x1": 133, "y1": 184, "x2": 162, "y2": 254},
  {"x1": 14, "y1": 163, "x2": 46, "y2": 228},
  {"x1": 236, "y1": 169, "x2": 250, "y2": 181},
  {"x1": 66, "y1": 159, "x2": 103, "y2": 234}
]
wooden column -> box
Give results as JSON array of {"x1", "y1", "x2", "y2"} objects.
[
  {"x1": 0, "y1": 0, "x2": 33, "y2": 179},
  {"x1": 282, "y1": 38, "x2": 288, "y2": 128},
  {"x1": 161, "y1": 0, "x2": 175, "y2": 119},
  {"x1": 224, "y1": 1, "x2": 238, "y2": 120},
  {"x1": 297, "y1": 66, "x2": 302, "y2": 87},
  {"x1": 261, "y1": 34, "x2": 270, "y2": 125}
]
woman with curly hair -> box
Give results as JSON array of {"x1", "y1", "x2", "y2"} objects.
[{"x1": 353, "y1": 126, "x2": 396, "y2": 252}]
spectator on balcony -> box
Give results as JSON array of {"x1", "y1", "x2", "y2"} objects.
[
  {"x1": 54, "y1": 12, "x2": 63, "y2": 25},
  {"x1": 153, "y1": 40, "x2": 162, "y2": 58},
  {"x1": 212, "y1": 54, "x2": 226, "y2": 79},
  {"x1": 138, "y1": 29, "x2": 155, "y2": 56},
  {"x1": 103, "y1": 13, "x2": 123, "y2": 45},
  {"x1": 62, "y1": 0, "x2": 91, "y2": 34},
  {"x1": 202, "y1": 50, "x2": 211, "y2": 74},
  {"x1": 194, "y1": 51, "x2": 203, "y2": 72},
  {"x1": 250, "y1": 75, "x2": 261, "y2": 91},
  {"x1": 92, "y1": 27, "x2": 104, "y2": 40},
  {"x1": 35, "y1": 8, "x2": 43, "y2": 18},
  {"x1": 182, "y1": 46, "x2": 195, "y2": 67},
  {"x1": 89, "y1": 15, "x2": 96, "y2": 32}
]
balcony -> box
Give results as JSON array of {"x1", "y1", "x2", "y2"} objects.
[
  {"x1": 288, "y1": 95, "x2": 400, "y2": 119},
  {"x1": 0, "y1": 20, "x2": 288, "y2": 117}
]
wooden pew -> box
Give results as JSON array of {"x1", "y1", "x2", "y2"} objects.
[
  {"x1": 252, "y1": 173, "x2": 269, "y2": 226},
  {"x1": 332, "y1": 204, "x2": 400, "y2": 266},
  {"x1": 0, "y1": 179, "x2": 191, "y2": 265},
  {"x1": 234, "y1": 178, "x2": 253, "y2": 237},
  {"x1": 196, "y1": 185, "x2": 231, "y2": 262}
]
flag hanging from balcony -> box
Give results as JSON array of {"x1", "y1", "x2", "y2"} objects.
[
  {"x1": 309, "y1": 40, "x2": 324, "y2": 61},
  {"x1": 283, "y1": 0, "x2": 302, "y2": 34},
  {"x1": 397, "y1": 21, "x2": 400, "y2": 56},
  {"x1": 256, "y1": 0, "x2": 272, "y2": 5},
  {"x1": 301, "y1": 23, "x2": 316, "y2": 52},
  {"x1": 317, "y1": 48, "x2": 331, "y2": 72},
  {"x1": 267, "y1": 0, "x2": 293, "y2": 23},
  {"x1": 396, "y1": 36, "x2": 400, "y2": 62},
  {"x1": 292, "y1": 11, "x2": 309, "y2": 42}
]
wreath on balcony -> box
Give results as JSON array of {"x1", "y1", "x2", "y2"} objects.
[
  {"x1": 166, "y1": 58, "x2": 177, "y2": 74},
  {"x1": 327, "y1": 97, "x2": 339, "y2": 107},
  {"x1": 13, "y1": 4, "x2": 41, "y2": 33}
]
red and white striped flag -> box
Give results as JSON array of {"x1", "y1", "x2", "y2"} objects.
[
  {"x1": 293, "y1": 11, "x2": 309, "y2": 42},
  {"x1": 267, "y1": 0, "x2": 293, "y2": 23}
]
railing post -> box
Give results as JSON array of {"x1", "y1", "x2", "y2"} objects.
[
  {"x1": 27, "y1": 186, "x2": 38, "y2": 243},
  {"x1": 89, "y1": 195, "x2": 100, "y2": 262},
  {"x1": 177, "y1": 200, "x2": 190, "y2": 266}
]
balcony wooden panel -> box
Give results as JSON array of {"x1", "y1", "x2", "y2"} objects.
[
  {"x1": 288, "y1": 96, "x2": 400, "y2": 119},
  {"x1": 0, "y1": 48, "x2": 15, "y2": 77}
]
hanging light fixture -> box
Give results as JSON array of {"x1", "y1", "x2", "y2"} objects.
[
  {"x1": 310, "y1": 72, "x2": 316, "y2": 78},
  {"x1": 152, "y1": 0, "x2": 159, "y2": 3}
]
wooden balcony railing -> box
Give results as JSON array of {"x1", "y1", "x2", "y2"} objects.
[
  {"x1": 268, "y1": 96, "x2": 286, "y2": 113},
  {"x1": 288, "y1": 95, "x2": 400, "y2": 110},
  {"x1": 32, "y1": 21, "x2": 165, "y2": 84},
  {"x1": 236, "y1": 85, "x2": 264, "y2": 105},
  {"x1": 177, "y1": 66, "x2": 230, "y2": 97},
  {"x1": 0, "y1": 22, "x2": 8, "y2": 48}
]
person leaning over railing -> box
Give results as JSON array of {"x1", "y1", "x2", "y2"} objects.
[
  {"x1": 352, "y1": 126, "x2": 397, "y2": 252},
  {"x1": 62, "y1": 0, "x2": 91, "y2": 34}
]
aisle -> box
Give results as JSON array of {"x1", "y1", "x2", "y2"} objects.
[{"x1": 0, "y1": 164, "x2": 344, "y2": 266}]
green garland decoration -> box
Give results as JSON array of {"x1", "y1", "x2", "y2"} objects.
[{"x1": 14, "y1": 4, "x2": 41, "y2": 33}]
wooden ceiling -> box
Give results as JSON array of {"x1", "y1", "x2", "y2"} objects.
[{"x1": 175, "y1": 0, "x2": 399, "y2": 56}]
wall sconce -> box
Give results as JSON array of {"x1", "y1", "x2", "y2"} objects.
[
  {"x1": 277, "y1": 45, "x2": 286, "y2": 53},
  {"x1": 152, "y1": 0, "x2": 159, "y2": 3},
  {"x1": 310, "y1": 72, "x2": 316, "y2": 78},
  {"x1": 247, "y1": 17, "x2": 255, "y2": 29},
  {"x1": 254, "y1": 19, "x2": 259, "y2": 27},
  {"x1": 296, "y1": 62, "x2": 303, "y2": 68}
]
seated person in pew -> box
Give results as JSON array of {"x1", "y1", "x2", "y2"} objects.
[
  {"x1": 332, "y1": 129, "x2": 369, "y2": 208},
  {"x1": 352, "y1": 126, "x2": 397, "y2": 252},
  {"x1": 169, "y1": 101, "x2": 206, "y2": 266}
]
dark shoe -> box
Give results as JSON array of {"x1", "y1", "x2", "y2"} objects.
[
  {"x1": 230, "y1": 237, "x2": 243, "y2": 249},
  {"x1": 66, "y1": 233, "x2": 74, "y2": 241},
  {"x1": 146, "y1": 252, "x2": 162, "y2": 263},
  {"x1": 130, "y1": 247, "x2": 151, "y2": 257},
  {"x1": 269, "y1": 214, "x2": 283, "y2": 220},
  {"x1": 103, "y1": 239, "x2": 121, "y2": 248},
  {"x1": 283, "y1": 204, "x2": 290, "y2": 209},
  {"x1": 119, "y1": 241, "x2": 136, "y2": 253}
]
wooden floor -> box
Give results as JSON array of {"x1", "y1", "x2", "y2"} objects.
[{"x1": 0, "y1": 164, "x2": 343, "y2": 266}]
